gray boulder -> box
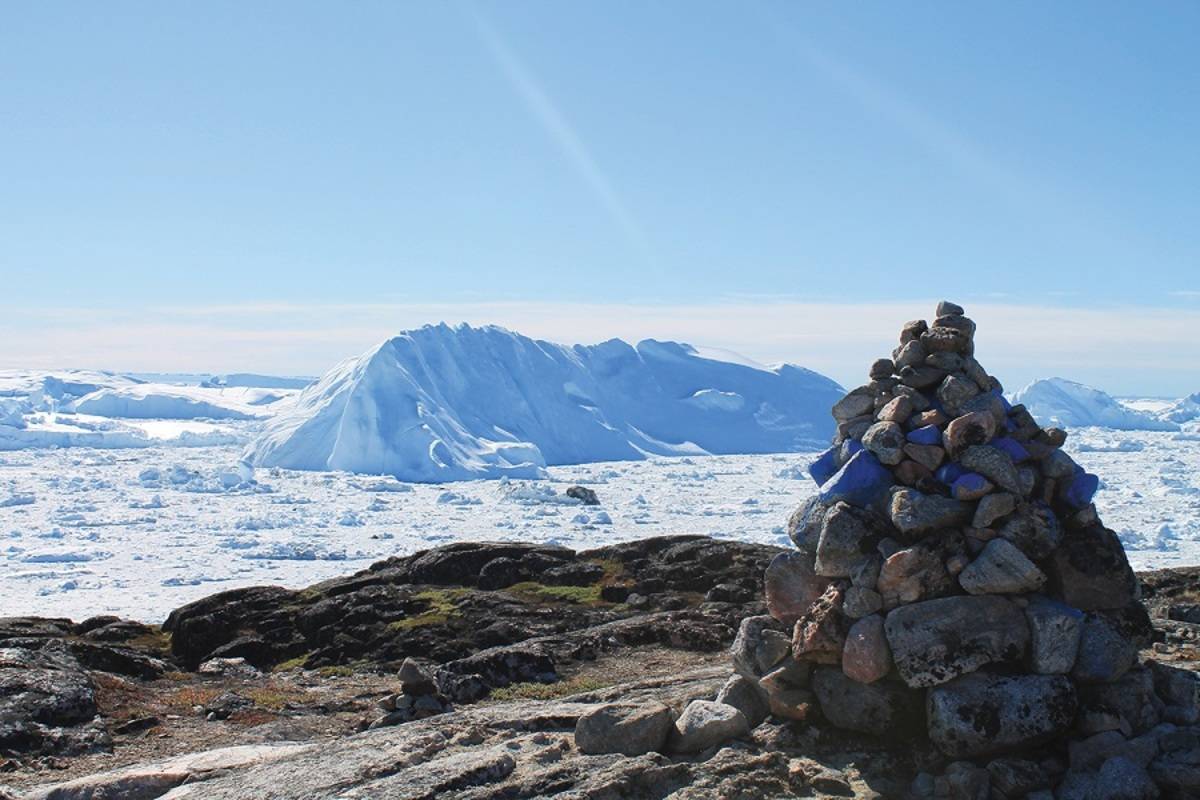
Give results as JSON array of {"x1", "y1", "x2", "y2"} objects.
[
  {"x1": 888, "y1": 489, "x2": 972, "y2": 535},
  {"x1": 730, "y1": 616, "x2": 790, "y2": 679},
  {"x1": 814, "y1": 502, "x2": 876, "y2": 578},
  {"x1": 862, "y1": 421, "x2": 906, "y2": 465},
  {"x1": 811, "y1": 667, "x2": 920, "y2": 736},
  {"x1": 1073, "y1": 613, "x2": 1137, "y2": 684},
  {"x1": 926, "y1": 672, "x2": 1077, "y2": 758},
  {"x1": 957, "y1": 539, "x2": 1046, "y2": 595},
  {"x1": 1050, "y1": 524, "x2": 1138, "y2": 611},
  {"x1": 574, "y1": 701, "x2": 675, "y2": 756},
  {"x1": 1025, "y1": 596, "x2": 1084, "y2": 674},
  {"x1": 715, "y1": 673, "x2": 769, "y2": 728},
  {"x1": 884, "y1": 595, "x2": 1029, "y2": 688},
  {"x1": 668, "y1": 700, "x2": 749, "y2": 754},
  {"x1": 960, "y1": 445, "x2": 1020, "y2": 494}
]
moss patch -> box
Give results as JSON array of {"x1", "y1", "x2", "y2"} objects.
[
  {"x1": 388, "y1": 588, "x2": 469, "y2": 631},
  {"x1": 507, "y1": 581, "x2": 606, "y2": 606},
  {"x1": 273, "y1": 653, "x2": 313, "y2": 672},
  {"x1": 489, "y1": 676, "x2": 611, "y2": 702}
]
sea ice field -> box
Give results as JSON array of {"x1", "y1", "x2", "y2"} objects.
[{"x1": 2, "y1": 423, "x2": 1198, "y2": 622}]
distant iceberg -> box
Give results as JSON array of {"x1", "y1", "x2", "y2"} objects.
[
  {"x1": 245, "y1": 323, "x2": 844, "y2": 482},
  {"x1": 1011, "y1": 378, "x2": 1180, "y2": 431}
]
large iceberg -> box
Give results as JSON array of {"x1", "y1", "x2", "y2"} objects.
[
  {"x1": 1011, "y1": 377, "x2": 1179, "y2": 431},
  {"x1": 245, "y1": 323, "x2": 844, "y2": 482}
]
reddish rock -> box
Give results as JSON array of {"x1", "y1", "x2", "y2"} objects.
[
  {"x1": 842, "y1": 614, "x2": 891, "y2": 684},
  {"x1": 765, "y1": 552, "x2": 831, "y2": 627},
  {"x1": 792, "y1": 583, "x2": 849, "y2": 665},
  {"x1": 876, "y1": 544, "x2": 953, "y2": 609}
]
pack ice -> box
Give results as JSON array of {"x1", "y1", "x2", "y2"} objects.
[
  {"x1": 1011, "y1": 377, "x2": 1180, "y2": 431},
  {"x1": 245, "y1": 324, "x2": 844, "y2": 482}
]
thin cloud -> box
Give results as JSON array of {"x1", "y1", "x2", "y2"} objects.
[
  {"x1": 464, "y1": 5, "x2": 657, "y2": 268},
  {"x1": 3, "y1": 300, "x2": 1199, "y2": 396}
]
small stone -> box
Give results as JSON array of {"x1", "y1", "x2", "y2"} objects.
[
  {"x1": 998, "y1": 502, "x2": 1062, "y2": 561},
  {"x1": 925, "y1": 351, "x2": 964, "y2": 372},
  {"x1": 943, "y1": 411, "x2": 997, "y2": 456},
  {"x1": 899, "y1": 364, "x2": 947, "y2": 389},
  {"x1": 764, "y1": 552, "x2": 831, "y2": 627},
  {"x1": 861, "y1": 421, "x2": 906, "y2": 466},
  {"x1": 832, "y1": 388, "x2": 875, "y2": 422},
  {"x1": 884, "y1": 595, "x2": 1029, "y2": 688},
  {"x1": 903, "y1": 443, "x2": 945, "y2": 472},
  {"x1": 960, "y1": 445, "x2": 1021, "y2": 493},
  {"x1": 786, "y1": 496, "x2": 826, "y2": 554},
  {"x1": 894, "y1": 384, "x2": 931, "y2": 411},
  {"x1": 934, "y1": 314, "x2": 977, "y2": 337},
  {"x1": 1073, "y1": 613, "x2": 1137, "y2": 684},
  {"x1": 1042, "y1": 449, "x2": 1077, "y2": 479},
  {"x1": 715, "y1": 674, "x2": 770, "y2": 729},
  {"x1": 814, "y1": 502, "x2": 877, "y2": 578},
  {"x1": 973, "y1": 492, "x2": 1017, "y2": 528},
  {"x1": 986, "y1": 758, "x2": 1050, "y2": 798},
  {"x1": 876, "y1": 395, "x2": 912, "y2": 424},
  {"x1": 668, "y1": 700, "x2": 749, "y2": 754},
  {"x1": 565, "y1": 485, "x2": 600, "y2": 505},
  {"x1": 869, "y1": 358, "x2": 894, "y2": 380},
  {"x1": 399, "y1": 658, "x2": 437, "y2": 695},
  {"x1": 842, "y1": 614, "x2": 891, "y2": 684},
  {"x1": 951, "y1": 472, "x2": 994, "y2": 501},
  {"x1": 1049, "y1": 524, "x2": 1138, "y2": 611},
  {"x1": 894, "y1": 460, "x2": 933, "y2": 487},
  {"x1": 893, "y1": 340, "x2": 926, "y2": 369},
  {"x1": 1045, "y1": 427, "x2": 1068, "y2": 447},
  {"x1": 812, "y1": 667, "x2": 920, "y2": 735},
  {"x1": 927, "y1": 673, "x2": 1076, "y2": 758},
  {"x1": 958, "y1": 539, "x2": 1046, "y2": 595},
  {"x1": 575, "y1": 702, "x2": 676, "y2": 756},
  {"x1": 731, "y1": 615, "x2": 791, "y2": 678},
  {"x1": 936, "y1": 300, "x2": 964, "y2": 316},
  {"x1": 792, "y1": 583, "x2": 849, "y2": 664},
  {"x1": 760, "y1": 667, "x2": 815, "y2": 722},
  {"x1": 818, "y1": 450, "x2": 893, "y2": 508},
  {"x1": 938, "y1": 375, "x2": 980, "y2": 415},
  {"x1": 911, "y1": 409, "x2": 948, "y2": 428},
  {"x1": 906, "y1": 424, "x2": 942, "y2": 446},
  {"x1": 888, "y1": 488, "x2": 973, "y2": 535},
  {"x1": 921, "y1": 326, "x2": 972, "y2": 354},
  {"x1": 836, "y1": 414, "x2": 874, "y2": 442},
  {"x1": 842, "y1": 586, "x2": 883, "y2": 619},
  {"x1": 1025, "y1": 596, "x2": 1084, "y2": 674},
  {"x1": 900, "y1": 319, "x2": 929, "y2": 343},
  {"x1": 876, "y1": 543, "x2": 953, "y2": 609}
]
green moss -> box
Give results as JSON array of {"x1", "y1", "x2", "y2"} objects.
[
  {"x1": 273, "y1": 653, "x2": 312, "y2": 672},
  {"x1": 387, "y1": 588, "x2": 469, "y2": 631},
  {"x1": 507, "y1": 581, "x2": 605, "y2": 605},
  {"x1": 316, "y1": 665, "x2": 354, "y2": 678},
  {"x1": 589, "y1": 557, "x2": 630, "y2": 587},
  {"x1": 490, "y1": 676, "x2": 610, "y2": 701}
]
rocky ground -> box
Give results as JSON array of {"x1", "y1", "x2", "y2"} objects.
[{"x1": 2, "y1": 536, "x2": 1198, "y2": 799}]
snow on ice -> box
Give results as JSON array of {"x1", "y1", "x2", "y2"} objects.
[{"x1": 1, "y1": 350, "x2": 1199, "y2": 622}]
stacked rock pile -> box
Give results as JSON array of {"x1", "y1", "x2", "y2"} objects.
[
  {"x1": 369, "y1": 658, "x2": 453, "y2": 729},
  {"x1": 730, "y1": 302, "x2": 1200, "y2": 798}
]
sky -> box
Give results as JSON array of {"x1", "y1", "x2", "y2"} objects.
[{"x1": 1, "y1": 2, "x2": 1198, "y2": 395}]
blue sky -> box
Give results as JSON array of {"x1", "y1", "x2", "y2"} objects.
[{"x1": 2, "y1": 2, "x2": 1198, "y2": 393}]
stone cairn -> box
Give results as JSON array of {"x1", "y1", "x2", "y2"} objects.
[
  {"x1": 368, "y1": 657, "x2": 453, "y2": 729},
  {"x1": 728, "y1": 302, "x2": 1200, "y2": 799}
]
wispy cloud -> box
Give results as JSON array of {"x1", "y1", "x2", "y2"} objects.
[{"x1": 464, "y1": 5, "x2": 656, "y2": 267}]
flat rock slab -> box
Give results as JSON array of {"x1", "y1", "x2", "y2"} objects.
[
  {"x1": 884, "y1": 595, "x2": 1029, "y2": 688},
  {"x1": 927, "y1": 673, "x2": 1077, "y2": 758}
]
